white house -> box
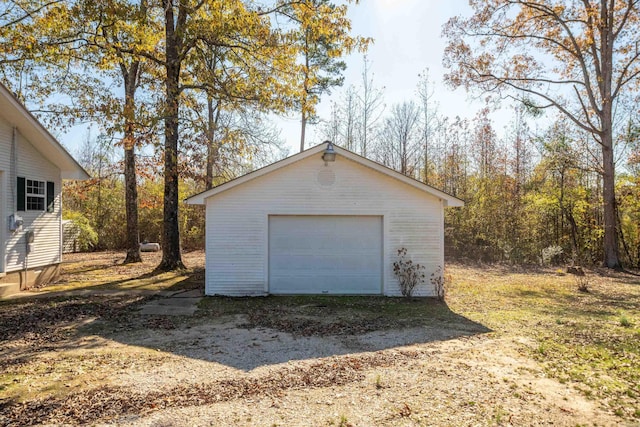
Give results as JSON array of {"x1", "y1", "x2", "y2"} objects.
[
  {"x1": 186, "y1": 142, "x2": 463, "y2": 297},
  {"x1": 0, "y1": 83, "x2": 89, "y2": 296}
]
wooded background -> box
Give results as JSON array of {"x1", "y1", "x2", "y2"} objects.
[{"x1": 1, "y1": 0, "x2": 638, "y2": 268}]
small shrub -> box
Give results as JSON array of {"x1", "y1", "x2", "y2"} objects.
[
  {"x1": 576, "y1": 275, "x2": 590, "y2": 293},
  {"x1": 63, "y1": 211, "x2": 98, "y2": 251},
  {"x1": 619, "y1": 315, "x2": 631, "y2": 328},
  {"x1": 338, "y1": 415, "x2": 352, "y2": 427},
  {"x1": 375, "y1": 374, "x2": 383, "y2": 389},
  {"x1": 536, "y1": 342, "x2": 547, "y2": 356},
  {"x1": 430, "y1": 266, "x2": 445, "y2": 301},
  {"x1": 541, "y1": 245, "x2": 563, "y2": 265},
  {"x1": 393, "y1": 248, "x2": 425, "y2": 298}
]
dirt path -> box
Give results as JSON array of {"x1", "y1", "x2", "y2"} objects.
[
  {"x1": 97, "y1": 318, "x2": 621, "y2": 426},
  {"x1": 1, "y1": 314, "x2": 625, "y2": 426}
]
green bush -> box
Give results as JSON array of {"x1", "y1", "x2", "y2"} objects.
[{"x1": 63, "y1": 211, "x2": 98, "y2": 251}]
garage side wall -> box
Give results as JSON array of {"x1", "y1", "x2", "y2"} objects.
[{"x1": 205, "y1": 155, "x2": 444, "y2": 296}]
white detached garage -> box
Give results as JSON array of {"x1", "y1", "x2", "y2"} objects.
[{"x1": 185, "y1": 142, "x2": 463, "y2": 297}]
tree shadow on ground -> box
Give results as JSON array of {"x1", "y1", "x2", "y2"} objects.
[
  {"x1": 0, "y1": 274, "x2": 493, "y2": 426},
  {"x1": 101, "y1": 292, "x2": 492, "y2": 371},
  {"x1": 1, "y1": 265, "x2": 491, "y2": 374}
]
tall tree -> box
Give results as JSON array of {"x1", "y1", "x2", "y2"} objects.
[
  {"x1": 357, "y1": 55, "x2": 384, "y2": 157},
  {"x1": 378, "y1": 100, "x2": 421, "y2": 176},
  {"x1": 320, "y1": 85, "x2": 359, "y2": 150},
  {"x1": 471, "y1": 107, "x2": 498, "y2": 179},
  {"x1": 444, "y1": 0, "x2": 640, "y2": 268},
  {"x1": 339, "y1": 85, "x2": 359, "y2": 151},
  {"x1": 77, "y1": 0, "x2": 159, "y2": 263},
  {"x1": 135, "y1": 0, "x2": 300, "y2": 270},
  {"x1": 287, "y1": 0, "x2": 368, "y2": 151},
  {"x1": 322, "y1": 100, "x2": 341, "y2": 145},
  {"x1": 1, "y1": 0, "x2": 160, "y2": 264},
  {"x1": 183, "y1": 97, "x2": 286, "y2": 187},
  {"x1": 185, "y1": 37, "x2": 288, "y2": 190},
  {"x1": 416, "y1": 68, "x2": 440, "y2": 184}
]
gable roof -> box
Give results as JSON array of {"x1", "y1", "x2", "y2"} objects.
[
  {"x1": 185, "y1": 142, "x2": 464, "y2": 207},
  {"x1": 0, "y1": 83, "x2": 89, "y2": 180}
]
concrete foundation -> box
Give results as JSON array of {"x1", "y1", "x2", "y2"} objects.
[{"x1": 0, "y1": 263, "x2": 60, "y2": 296}]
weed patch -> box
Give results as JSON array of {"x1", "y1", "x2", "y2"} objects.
[{"x1": 197, "y1": 295, "x2": 477, "y2": 336}]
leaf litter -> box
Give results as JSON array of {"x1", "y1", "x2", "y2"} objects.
[{"x1": 1, "y1": 350, "x2": 420, "y2": 425}]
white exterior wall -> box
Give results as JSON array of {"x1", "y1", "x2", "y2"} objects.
[
  {"x1": 204, "y1": 154, "x2": 444, "y2": 296},
  {"x1": 0, "y1": 115, "x2": 62, "y2": 273}
]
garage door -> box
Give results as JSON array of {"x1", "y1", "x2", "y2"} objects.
[{"x1": 269, "y1": 215, "x2": 382, "y2": 294}]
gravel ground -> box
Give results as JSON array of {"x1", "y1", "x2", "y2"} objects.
[
  {"x1": 99, "y1": 316, "x2": 620, "y2": 426},
  {"x1": 1, "y1": 312, "x2": 624, "y2": 426}
]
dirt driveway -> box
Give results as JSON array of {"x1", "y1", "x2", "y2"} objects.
[
  {"x1": 110, "y1": 317, "x2": 618, "y2": 427},
  {"x1": 1, "y1": 252, "x2": 636, "y2": 426},
  {"x1": 0, "y1": 301, "x2": 620, "y2": 426}
]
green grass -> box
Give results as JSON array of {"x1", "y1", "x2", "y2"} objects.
[
  {"x1": 446, "y1": 264, "x2": 640, "y2": 420},
  {"x1": 26, "y1": 251, "x2": 206, "y2": 294},
  {"x1": 197, "y1": 294, "x2": 481, "y2": 336},
  {"x1": 619, "y1": 314, "x2": 632, "y2": 327},
  {"x1": 198, "y1": 294, "x2": 452, "y2": 318}
]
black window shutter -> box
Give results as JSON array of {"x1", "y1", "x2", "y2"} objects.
[
  {"x1": 17, "y1": 177, "x2": 25, "y2": 211},
  {"x1": 46, "y1": 181, "x2": 55, "y2": 213}
]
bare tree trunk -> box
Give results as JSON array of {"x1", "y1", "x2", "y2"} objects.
[
  {"x1": 122, "y1": 63, "x2": 141, "y2": 264},
  {"x1": 95, "y1": 143, "x2": 104, "y2": 249},
  {"x1": 565, "y1": 208, "x2": 580, "y2": 261},
  {"x1": 601, "y1": 138, "x2": 620, "y2": 268},
  {"x1": 616, "y1": 205, "x2": 632, "y2": 266},
  {"x1": 300, "y1": 110, "x2": 307, "y2": 152},
  {"x1": 300, "y1": 39, "x2": 309, "y2": 153},
  {"x1": 599, "y1": 8, "x2": 621, "y2": 269},
  {"x1": 206, "y1": 97, "x2": 221, "y2": 190},
  {"x1": 158, "y1": 0, "x2": 184, "y2": 271}
]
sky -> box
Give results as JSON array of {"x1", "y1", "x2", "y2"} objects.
[
  {"x1": 62, "y1": 0, "x2": 494, "y2": 158},
  {"x1": 277, "y1": 0, "x2": 488, "y2": 153}
]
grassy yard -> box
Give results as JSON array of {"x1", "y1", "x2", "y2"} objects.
[
  {"x1": 446, "y1": 264, "x2": 640, "y2": 420},
  {"x1": 42, "y1": 250, "x2": 205, "y2": 293},
  {"x1": 0, "y1": 253, "x2": 639, "y2": 424}
]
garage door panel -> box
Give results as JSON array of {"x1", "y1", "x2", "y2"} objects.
[
  {"x1": 271, "y1": 275, "x2": 381, "y2": 293},
  {"x1": 269, "y1": 215, "x2": 382, "y2": 294}
]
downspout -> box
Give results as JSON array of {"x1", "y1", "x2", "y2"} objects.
[
  {"x1": 11, "y1": 127, "x2": 28, "y2": 287},
  {"x1": 14, "y1": 127, "x2": 26, "y2": 286},
  {"x1": 9, "y1": 126, "x2": 29, "y2": 288},
  {"x1": 10, "y1": 126, "x2": 17, "y2": 213}
]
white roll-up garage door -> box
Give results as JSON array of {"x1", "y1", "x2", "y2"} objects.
[{"x1": 268, "y1": 215, "x2": 383, "y2": 294}]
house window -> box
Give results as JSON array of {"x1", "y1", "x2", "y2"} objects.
[
  {"x1": 17, "y1": 177, "x2": 55, "y2": 212},
  {"x1": 26, "y1": 179, "x2": 45, "y2": 210}
]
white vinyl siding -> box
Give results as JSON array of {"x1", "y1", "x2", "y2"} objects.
[
  {"x1": 0, "y1": 115, "x2": 62, "y2": 273},
  {"x1": 204, "y1": 154, "x2": 444, "y2": 296},
  {"x1": 0, "y1": 170, "x2": 5, "y2": 273}
]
